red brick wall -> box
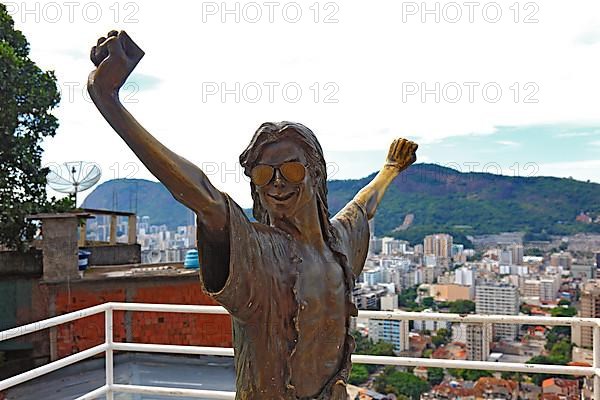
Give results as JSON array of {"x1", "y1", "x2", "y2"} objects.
[
  {"x1": 52, "y1": 278, "x2": 232, "y2": 358},
  {"x1": 130, "y1": 284, "x2": 231, "y2": 346},
  {"x1": 54, "y1": 287, "x2": 126, "y2": 357}
]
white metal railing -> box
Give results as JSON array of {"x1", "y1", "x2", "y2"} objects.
[{"x1": 0, "y1": 302, "x2": 599, "y2": 399}]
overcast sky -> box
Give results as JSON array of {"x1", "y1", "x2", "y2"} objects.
[{"x1": 7, "y1": 0, "x2": 600, "y2": 207}]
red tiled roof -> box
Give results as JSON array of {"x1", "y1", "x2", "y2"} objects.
[
  {"x1": 567, "y1": 361, "x2": 591, "y2": 367},
  {"x1": 542, "y1": 378, "x2": 579, "y2": 389},
  {"x1": 473, "y1": 377, "x2": 518, "y2": 396},
  {"x1": 540, "y1": 393, "x2": 578, "y2": 400},
  {"x1": 433, "y1": 383, "x2": 475, "y2": 397}
]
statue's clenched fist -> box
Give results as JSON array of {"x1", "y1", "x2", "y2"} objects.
[
  {"x1": 385, "y1": 138, "x2": 418, "y2": 173},
  {"x1": 88, "y1": 30, "x2": 144, "y2": 99}
]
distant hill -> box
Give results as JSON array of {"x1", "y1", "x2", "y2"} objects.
[
  {"x1": 82, "y1": 179, "x2": 195, "y2": 229},
  {"x1": 82, "y1": 164, "x2": 600, "y2": 244}
]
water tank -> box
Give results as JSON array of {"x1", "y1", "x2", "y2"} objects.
[{"x1": 184, "y1": 249, "x2": 200, "y2": 269}]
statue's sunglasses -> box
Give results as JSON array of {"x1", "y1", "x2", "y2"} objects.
[{"x1": 250, "y1": 162, "x2": 307, "y2": 187}]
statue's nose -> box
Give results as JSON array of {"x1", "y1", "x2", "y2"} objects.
[{"x1": 272, "y1": 169, "x2": 286, "y2": 187}]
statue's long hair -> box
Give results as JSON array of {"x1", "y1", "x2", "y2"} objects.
[{"x1": 239, "y1": 121, "x2": 344, "y2": 259}]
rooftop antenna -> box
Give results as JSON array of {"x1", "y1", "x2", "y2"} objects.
[{"x1": 47, "y1": 161, "x2": 101, "y2": 207}]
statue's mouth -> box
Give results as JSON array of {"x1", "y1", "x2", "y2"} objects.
[{"x1": 268, "y1": 192, "x2": 295, "y2": 202}]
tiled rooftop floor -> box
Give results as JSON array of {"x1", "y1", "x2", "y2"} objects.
[{"x1": 4, "y1": 353, "x2": 235, "y2": 400}]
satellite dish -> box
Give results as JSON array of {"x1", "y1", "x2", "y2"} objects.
[
  {"x1": 146, "y1": 250, "x2": 162, "y2": 264},
  {"x1": 47, "y1": 161, "x2": 102, "y2": 206}
]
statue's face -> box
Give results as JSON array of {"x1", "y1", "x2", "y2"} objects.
[{"x1": 254, "y1": 139, "x2": 317, "y2": 221}]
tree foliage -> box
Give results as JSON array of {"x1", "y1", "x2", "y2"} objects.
[
  {"x1": 545, "y1": 326, "x2": 571, "y2": 350},
  {"x1": 421, "y1": 296, "x2": 435, "y2": 308},
  {"x1": 448, "y1": 368, "x2": 492, "y2": 381},
  {"x1": 430, "y1": 327, "x2": 452, "y2": 348},
  {"x1": 0, "y1": 4, "x2": 72, "y2": 250},
  {"x1": 526, "y1": 339, "x2": 572, "y2": 385},
  {"x1": 427, "y1": 367, "x2": 444, "y2": 386},
  {"x1": 349, "y1": 363, "x2": 369, "y2": 385},
  {"x1": 351, "y1": 330, "x2": 395, "y2": 376},
  {"x1": 449, "y1": 300, "x2": 476, "y2": 314},
  {"x1": 524, "y1": 247, "x2": 544, "y2": 256},
  {"x1": 550, "y1": 306, "x2": 577, "y2": 318},
  {"x1": 520, "y1": 304, "x2": 533, "y2": 315},
  {"x1": 371, "y1": 340, "x2": 395, "y2": 356},
  {"x1": 398, "y1": 286, "x2": 420, "y2": 310},
  {"x1": 374, "y1": 366, "x2": 430, "y2": 400}
]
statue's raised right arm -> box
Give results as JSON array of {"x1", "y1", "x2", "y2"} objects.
[{"x1": 87, "y1": 30, "x2": 227, "y2": 241}]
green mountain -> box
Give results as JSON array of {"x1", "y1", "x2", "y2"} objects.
[
  {"x1": 82, "y1": 164, "x2": 600, "y2": 244},
  {"x1": 82, "y1": 179, "x2": 195, "y2": 229},
  {"x1": 330, "y1": 164, "x2": 600, "y2": 245}
]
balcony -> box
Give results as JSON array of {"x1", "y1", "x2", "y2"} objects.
[{"x1": 1, "y1": 303, "x2": 599, "y2": 399}]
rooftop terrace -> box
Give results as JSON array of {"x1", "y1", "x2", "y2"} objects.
[{"x1": 1, "y1": 303, "x2": 599, "y2": 400}]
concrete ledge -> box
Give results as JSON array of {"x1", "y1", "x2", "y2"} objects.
[
  {"x1": 0, "y1": 250, "x2": 43, "y2": 277},
  {"x1": 81, "y1": 244, "x2": 141, "y2": 266}
]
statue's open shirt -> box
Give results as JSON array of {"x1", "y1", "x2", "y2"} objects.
[{"x1": 198, "y1": 194, "x2": 369, "y2": 400}]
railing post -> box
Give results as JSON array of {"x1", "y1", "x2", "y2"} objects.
[
  {"x1": 105, "y1": 307, "x2": 114, "y2": 400},
  {"x1": 109, "y1": 215, "x2": 117, "y2": 245},
  {"x1": 594, "y1": 324, "x2": 600, "y2": 400},
  {"x1": 127, "y1": 215, "x2": 137, "y2": 245}
]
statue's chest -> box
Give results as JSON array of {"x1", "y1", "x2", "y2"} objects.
[{"x1": 293, "y1": 251, "x2": 346, "y2": 321}]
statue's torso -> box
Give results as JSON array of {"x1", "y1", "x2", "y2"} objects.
[
  {"x1": 202, "y1": 196, "x2": 369, "y2": 400},
  {"x1": 290, "y1": 244, "x2": 347, "y2": 398}
]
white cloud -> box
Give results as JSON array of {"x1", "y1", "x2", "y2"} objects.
[
  {"x1": 537, "y1": 159, "x2": 600, "y2": 183},
  {"x1": 495, "y1": 140, "x2": 520, "y2": 146},
  {"x1": 576, "y1": 26, "x2": 600, "y2": 45},
  {"x1": 555, "y1": 131, "x2": 600, "y2": 138}
]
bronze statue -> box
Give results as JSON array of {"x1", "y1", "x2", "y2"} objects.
[{"x1": 88, "y1": 30, "x2": 418, "y2": 400}]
